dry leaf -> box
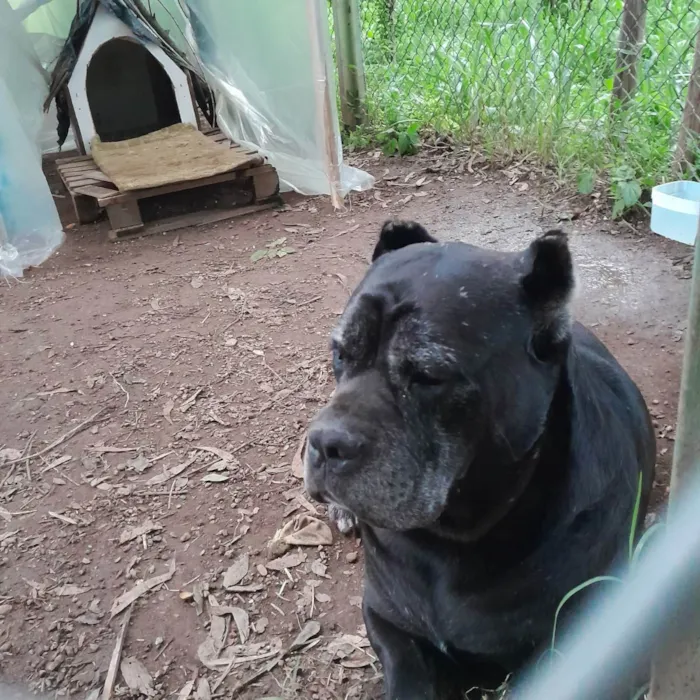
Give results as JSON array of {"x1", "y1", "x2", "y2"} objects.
[
  {"x1": 191, "y1": 276, "x2": 204, "y2": 289},
  {"x1": 120, "y1": 656, "x2": 154, "y2": 696},
  {"x1": 176, "y1": 679, "x2": 195, "y2": 700},
  {"x1": 193, "y1": 583, "x2": 205, "y2": 616},
  {"x1": 54, "y1": 584, "x2": 91, "y2": 597},
  {"x1": 163, "y1": 399, "x2": 175, "y2": 425},
  {"x1": 267, "y1": 551, "x2": 307, "y2": 571},
  {"x1": 289, "y1": 620, "x2": 321, "y2": 651},
  {"x1": 231, "y1": 607, "x2": 250, "y2": 644},
  {"x1": 291, "y1": 435, "x2": 305, "y2": 479},
  {"x1": 75, "y1": 613, "x2": 100, "y2": 625},
  {"x1": 202, "y1": 473, "x2": 229, "y2": 483},
  {"x1": 0, "y1": 448, "x2": 22, "y2": 464},
  {"x1": 111, "y1": 559, "x2": 175, "y2": 618},
  {"x1": 145, "y1": 457, "x2": 195, "y2": 486},
  {"x1": 209, "y1": 602, "x2": 228, "y2": 654},
  {"x1": 223, "y1": 553, "x2": 249, "y2": 589},
  {"x1": 253, "y1": 617, "x2": 269, "y2": 634},
  {"x1": 196, "y1": 678, "x2": 212, "y2": 700},
  {"x1": 48, "y1": 511, "x2": 78, "y2": 526},
  {"x1": 0, "y1": 507, "x2": 12, "y2": 522},
  {"x1": 195, "y1": 445, "x2": 234, "y2": 462},
  {"x1": 119, "y1": 520, "x2": 162, "y2": 545},
  {"x1": 126, "y1": 454, "x2": 149, "y2": 473},
  {"x1": 310, "y1": 560, "x2": 327, "y2": 578},
  {"x1": 270, "y1": 515, "x2": 333, "y2": 555},
  {"x1": 326, "y1": 634, "x2": 374, "y2": 668},
  {"x1": 315, "y1": 593, "x2": 331, "y2": 604}
]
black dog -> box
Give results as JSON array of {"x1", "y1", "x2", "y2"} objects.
[{"x1": 305, "y1": 221, "x2": 656, "y2": 699}]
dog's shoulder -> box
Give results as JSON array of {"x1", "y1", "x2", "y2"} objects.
[{"x1": 565, "y1": 322, "x2": 655, "y2": 513}]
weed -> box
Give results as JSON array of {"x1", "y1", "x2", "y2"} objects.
[
  {"x1": 251, "y1": 237, "x2": 295, "y2": 262},
  {"x1": 544, "y1": 473, "x2": 663, "y2": 699},
  {"x1": 378, "y1": 122, "x2": 421, "y2": 156}
]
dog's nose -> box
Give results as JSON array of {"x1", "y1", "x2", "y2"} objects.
[{"x1": 307, "y1": 425, "x2": 363, "y2": 466}]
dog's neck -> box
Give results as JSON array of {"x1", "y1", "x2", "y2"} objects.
[{"x1": 430, "y1": 372, "x2": 571, "y2": 544}]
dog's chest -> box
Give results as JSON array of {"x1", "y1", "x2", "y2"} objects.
[{"x1": 364, "y1": 532, "x2": 549, "y2": 658}]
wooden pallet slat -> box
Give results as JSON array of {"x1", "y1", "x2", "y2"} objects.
[{"x1": 56, "y1": 128, "x2": 280, "y2": 238}]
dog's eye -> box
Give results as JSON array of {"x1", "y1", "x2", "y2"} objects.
[
  {"x1": 331, "y1": 345, "x2": 346, "y2": 378},
  {"x1": 410, "y1": 371, "x2": 445, "y2": 388}
]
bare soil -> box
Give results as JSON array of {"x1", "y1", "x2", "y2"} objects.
[{"x1": 0, "y1": 148, "x2": 692, "y2": 700}]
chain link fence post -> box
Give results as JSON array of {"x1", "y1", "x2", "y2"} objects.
[
  {"x1": 672, "y1": 23, "x2": 700, "y2": 177},
  {"x1": 611, "y1": 0, "x2": 648, "y2": 113},
  {"x1": 331, "y1": 0, "x2": 366, "y2": 130},
  {"x1": 649, "y1": 94, "x2": 700, "y2": 697}
]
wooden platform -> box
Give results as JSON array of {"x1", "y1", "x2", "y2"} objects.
[{"x1": 56, "y1": 129, "x2": 280, "y2": 239}]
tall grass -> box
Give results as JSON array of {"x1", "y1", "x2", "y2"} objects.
[{"x1": 356, "y1": 0, "x2": 699, "y2": 188}]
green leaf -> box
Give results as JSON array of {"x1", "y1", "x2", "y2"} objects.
[
  {"x1": 619, "y1": 179, "x2": 642, "y2": 207},
  {"x1": 250, "y1": 249, "x2": 268, "y2": 262},
  {"x1": 551, "y1": 576, "x2": 622, "y2": 652},
  {"x1": 382, "y1": 137, "x2": 399, "y2": 156},
  {"x1": 632, "y1": 522, "x2": 664, "y2": 569},
  {"x1": 629, "y1": 472, "x2": 643, "y2": 561},
  {"x1": 577, "y1": 169, "x2": 596, "y2": 195},
  {"x1": 612, "y1": 164, "x2": 635, "y2": 182},
  {"x1": 278, "y1": 247, "x2": 296, "y2": 254},
  {"x1": 612, "y1": 197, "x2": 626, "y2": 219},
  {"x1": 398, "y1": 131, "x2": 417, "y2": 156},
  {"x1": 267, "y1": 237, "x2": 287, "y2": 248}
]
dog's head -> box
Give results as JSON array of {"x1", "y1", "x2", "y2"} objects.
[{"x1": 305, "y1": 220, "x2": 575, "y2": 531}]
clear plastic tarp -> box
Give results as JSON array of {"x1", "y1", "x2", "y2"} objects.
[
  {"x1": 0, "y1": 0, "x2": 64, "y2": 277},
  {"x1": 16, "y1": 0, "x2": 373, "y2": 189}
]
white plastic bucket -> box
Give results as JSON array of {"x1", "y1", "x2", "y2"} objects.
[{"x1": 650, "y1": 180, "x2": 700, "y2": 246}]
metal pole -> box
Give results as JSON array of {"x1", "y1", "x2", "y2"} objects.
[
  {"x1": 649, "y1": 210, "x2": 700, "y2": 698},
  {"x1": 331, "y1": 0, "x2": 366, "y2": 130}
]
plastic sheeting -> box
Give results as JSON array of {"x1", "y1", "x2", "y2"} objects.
[
  {"x1": 181, "y1": 0, "x2": 373, "y2": 197},
  {"x1": 1, "y1": 0, "x2": 372, "y2": 275},
  {"x1": 37, "y1": 0, "x2": 373, "y2": 197},
  {"x1": 0, "y1": 0, "x2": 64, "y2": 277}
]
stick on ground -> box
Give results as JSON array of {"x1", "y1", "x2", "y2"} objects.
[
  {"x1": 3, "y1": 408, "x2": 110, "y2": 467},
  {"x1": 102, "y1": 605, "x2": 133, "y2": 700}
]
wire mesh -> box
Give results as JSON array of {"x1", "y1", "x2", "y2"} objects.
[{"x1": 354, "y1": 0, "x2": 699, "y2": 184}]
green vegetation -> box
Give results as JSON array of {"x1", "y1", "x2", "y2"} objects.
[{"x1": 353, "y1": 0, "x2": 699, "y2": 214}]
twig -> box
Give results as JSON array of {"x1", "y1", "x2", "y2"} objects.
[
  {"x1": 0, "y1": 464, "x2": 17, "y2": 490},
  {"x1": 24, "y1": 431, "x2": 36, "y2": 482},
  {"x1": 3, "y1": 408, "x2": 110, "y2": 467},
  {"x1": 228, "y1": 657, "x2": 281, "y2": 698},
  {"x1": 329, "y1": 223, "x2": 360, "y2": 239},
  {"x1": 295, "y1": 295, "x2": 322, "y2": 308},
  {"x1": 102, "y1": 605, "x2": 132, "y2": 700},
  {"x1": 167, "y1": 479, "x2": 178, "y2": 510},
  {"x1": 110, "y1": 373, "x2": 130, "y2": 409},
  {"x1": 153, "y1": 638, "x2": 173, "y2": 660}
]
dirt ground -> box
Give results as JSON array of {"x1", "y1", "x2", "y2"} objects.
[{"x1": 0, "y1": 147, "x2": 693, "y2": 700}]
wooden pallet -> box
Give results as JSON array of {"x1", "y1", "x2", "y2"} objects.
[{"x1": 56, "y1": 129, "x2": 280, "y2": 239}]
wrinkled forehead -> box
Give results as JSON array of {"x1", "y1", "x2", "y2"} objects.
[
  {"x1": 332, "y1": 242, "x2": 529, "y2": 365},
  {"x1": 332, "y1": 292, "x2": 458, "y2": 367}
]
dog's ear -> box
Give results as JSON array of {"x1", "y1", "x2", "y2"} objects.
[
  {"x1": 521, "y1": 230, "x2": 575, "y2": 360},
  {"x1": 372, "y1": 220, "x2": 437, "y2": 262}
]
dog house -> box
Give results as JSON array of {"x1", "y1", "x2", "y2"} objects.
[
  {"x1": 48, "y1": 3, "x2": 279, "y2": 239},
  {"x1": 66, "y1": 4, "x2": 198, "y2": 153}
]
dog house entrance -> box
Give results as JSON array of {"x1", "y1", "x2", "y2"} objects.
[{"x1": 86, "y1": 37, "x2": 180, "y2": 142}]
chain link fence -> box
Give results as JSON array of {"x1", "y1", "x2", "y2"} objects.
[{"x1": 340, "y1": 0, "x2": 699, "y2": 189}]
